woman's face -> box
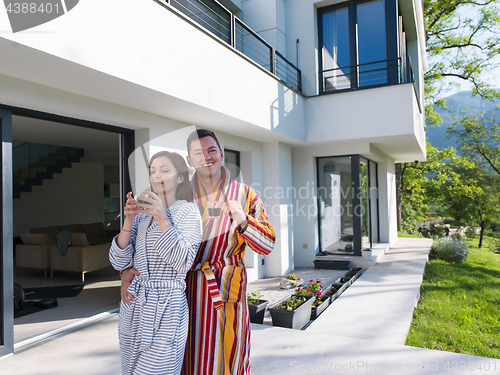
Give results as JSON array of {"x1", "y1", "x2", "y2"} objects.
[{"x1": 149, "y1": 155, "x2": 183, "y2": 197}]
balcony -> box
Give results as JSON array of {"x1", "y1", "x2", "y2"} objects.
[
  {"x1": 320, "y1": 56, "x2": 417, "y2": 102},
  {"x1": 160, "y1": 0, "x2": 302, "y2": 93}
]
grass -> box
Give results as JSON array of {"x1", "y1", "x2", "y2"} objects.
[
  {"x1": 405, "y1": 236, "x2": 500, "y2": 359},
  {"x1": 398, "y1": 230, "x2": 423, "y2": 238}
]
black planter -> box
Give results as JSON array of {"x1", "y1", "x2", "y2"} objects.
[
  {"x1": 248, "y1": 299, "x2": 269, "y2": 324},
  {"x1": 340, "y1": 267, "x2": 363, "y2": 288},
  {"x1": 310, "y1": 296, "x2": 330, "y2": 320},
  {"x1": 323, "y1": 283, "x2": 346, "y2": 303},
  {"x1": 268, "y1": 294, "x2": 314, "y2": 329},
  {"x1": 313, "y1": 260, "x2": 351, "y2": 270}
]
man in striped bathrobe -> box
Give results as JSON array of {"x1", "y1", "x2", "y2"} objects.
[{"x1": 181, "y1": 129, "x2": 275, "y2": 375}]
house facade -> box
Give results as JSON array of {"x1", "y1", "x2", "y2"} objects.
[{"x1": 0, "y1": 0, "x2": 426, "y2": 357}]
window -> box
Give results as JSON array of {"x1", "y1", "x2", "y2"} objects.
[
  {"x1": 224, "y1": 149, "x2": 241, "y2": 182},
  {"x1": 317, "y1": 155, "x2": 379, "y2": 255},
  {"x1": 318, "y1": 0, "x2": 401, "y2": 93}
]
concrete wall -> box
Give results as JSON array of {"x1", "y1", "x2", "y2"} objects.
[
  {"x1": 241, "y1": 0, "x2": 287, "y2": 56},
  {"x1": 0, "y1": 0, "x2": 306, "y2": 143},
  {"x1": 14, "y1": 162, "x2": 104, "y2": 236}
]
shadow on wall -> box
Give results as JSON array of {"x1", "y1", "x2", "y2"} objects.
[{"x1": 270, "y1": 84, "x2": 305, "y2": 140}]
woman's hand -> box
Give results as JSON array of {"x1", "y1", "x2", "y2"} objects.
[
  {"x1": 121, "y1": 267, "x2": 140, "y2": 305},
  {"x1": 124, "y1": 192, "x2": 139, "y2": 222},
  {"x1": 138, "y1": 191, "x2": 171, "y2": 228}
]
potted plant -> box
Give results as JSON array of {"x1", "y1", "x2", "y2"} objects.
[
  {"x1": 295, "y1": 279, "x2": 330, "y2": 320},
  {"x1": 362, "y1": 248, "x2": 373, "y2": 258},
  {"x1": 268, "y1": 294, "x2": 314, "y2": 329},
  {"x1": 344, "y1": 243, "x2": 353, "y2": 252},
  {"x1": 247, "y1": 291, "x2": 269, "y2": 324},
  {"x1": 279, "y1": 273, "x2": 303, "y2": 289}
]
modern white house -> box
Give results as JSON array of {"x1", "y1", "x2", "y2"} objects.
[{"x1": 0, "y1": 0, "x2": 426, "y2": 357}]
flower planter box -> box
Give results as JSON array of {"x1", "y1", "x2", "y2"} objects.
[
  {"x1": 268, "y1": 294, "x2": 314, "y2": 330},
  {"x1": 340, "y1": 267, "x2": 363, "y2": 288},
  {"x1": 323, "y1": 283, "x2": 344, "y2": 303},
  {"x1": 310, "y1": 296, "x2": 330, "y2": 320},
  {"x1": 248, "y1": 299, "x2": 269, "y2": 324},
  {"x1": 313, "y1": 260, "x2": 351, "y2": 270}
]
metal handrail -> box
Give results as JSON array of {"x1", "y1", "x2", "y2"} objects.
[
  {"x1": 320, "y1": 57, "x2": 414, "y2": 93},
  {"x1": 157, "y1": 0, "x2": 302, "y2": 94}
]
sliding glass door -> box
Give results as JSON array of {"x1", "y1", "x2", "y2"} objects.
[
  {"x1": 0, "y1": 109, "x2": 14, "y2": 358},
  {"x1": 317, "y1": 155, "x2": 379, "y2": 255}
]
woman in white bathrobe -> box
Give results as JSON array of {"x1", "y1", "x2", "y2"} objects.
[{"x1": 109, "y1": 151, "x2": 202, "y2": 375}]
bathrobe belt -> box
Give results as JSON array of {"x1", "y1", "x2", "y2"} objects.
[{"x1": 128, "y1": 276, "x2": 185, "y2": 351}]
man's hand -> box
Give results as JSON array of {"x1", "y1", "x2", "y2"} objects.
[
  {"x1": 121, "y1": 267, "x2": 140, "y2": 305},
  {"x1": 222, "y1": 200, "x2": 248, "y2": 227}
]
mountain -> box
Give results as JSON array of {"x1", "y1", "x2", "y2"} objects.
[{"x1": 426, "y1": 91, "x2": 500, "y2": 149}]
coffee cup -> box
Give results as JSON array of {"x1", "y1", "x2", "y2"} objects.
[
  {"x1": 207, "y1": 201, "x2": 222, "y2": 217},
  {"x1": 134, "y1": 192, "x2": 152, "y2": 210}
]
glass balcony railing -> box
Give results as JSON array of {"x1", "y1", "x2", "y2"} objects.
[{"x1": 157, "y1": 0, "x2": 302, "y2": 93}]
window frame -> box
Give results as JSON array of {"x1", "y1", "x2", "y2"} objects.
[{"x1": 317, "y1": 0, "x2": 399, "y2": 95}]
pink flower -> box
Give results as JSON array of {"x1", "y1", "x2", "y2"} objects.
[
  {"x1": 309, "y1": 279, "x2": 313, "y2": 282},
  {"x1": 316, "y1": 291, "x2": 321, "y2": 296},
  {"x1": 306, "y1": 288, "x2": 310, "y2": 292}
]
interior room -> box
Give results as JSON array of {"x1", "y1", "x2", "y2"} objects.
[{"x1": 11, "y1": 115, "x2": 123, "y2": 344}]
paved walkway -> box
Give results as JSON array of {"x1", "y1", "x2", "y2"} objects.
[{"x1": 2, "y1": 238, "x2": 500, "y2": 374}]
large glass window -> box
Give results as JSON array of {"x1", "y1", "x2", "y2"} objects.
[
  {"x1": 319, "y1": 0, "x2": 395, "y2": 93},
  {"x1": 321, "y1": 7, "x2": 351, "y2": 90},
  {"x1": 357, "y1": 0, "x2": 387, "y2": 87},
  {"x1": 317, "y1": 155, "x2": 379, "y2": 255}
]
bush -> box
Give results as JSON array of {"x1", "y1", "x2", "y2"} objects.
[
  {"x1": 419, "y1": 224, "x2": 449, "y2": 238},
  {"x1": 431, "y1": 237, "x2": 469, "y2": 263}
]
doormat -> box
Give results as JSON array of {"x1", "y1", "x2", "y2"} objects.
[{"x1": 23, "y1": 284, "x2": 84, "y2": 300}]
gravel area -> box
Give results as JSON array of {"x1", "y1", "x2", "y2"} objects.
[{"x1": 247, "y1": 268, "x2": 349, "y2": 326}]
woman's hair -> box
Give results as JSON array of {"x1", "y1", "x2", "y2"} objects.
[{"x1": 148, "y1": 151, "x2": 192, "y2": 202}]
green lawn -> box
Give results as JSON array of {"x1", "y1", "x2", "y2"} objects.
[
  {"x1": 405, "y1": 236, "x2": 500, "y2": 359},
  {"x1": 398, "y1": 231, "x2": 423, "y2": 239}
]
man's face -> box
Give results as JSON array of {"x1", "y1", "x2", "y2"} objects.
[{"x1": 187, "y1": 136, "x2": 224, "y2": 179}]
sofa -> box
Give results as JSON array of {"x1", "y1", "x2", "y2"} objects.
[{"x1": 16, "y1": 222, "x2": 118, "y2": 282}]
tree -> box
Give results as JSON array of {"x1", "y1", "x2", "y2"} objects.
[
  {"x1": 397, "y1": 142, "x2": 466, "y2": 233},
  {"x1": 447, "y1": 111, "x2": 500, "y2": 174},
  {"x1": 424, "y1": 0, "x2": 500, "y2": 124},
  {"x1": 397, "y1": 0, "x2": 500, "y2": 232}
]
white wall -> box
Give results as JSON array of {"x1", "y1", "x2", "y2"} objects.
[
  {"x1": 0, "y1": 0, "x2": 306, "y2": 143},
  {"x1": 242, "y1": 0, "x2": 287, "y2": 56},
  {"x1": 14, "y1": 162, "x2": 104, "y2": 236},
  {"x1": 305, "y1": 84, "x2": 426, "y2": 161},
  {"x1": 261, "y1": 142, "x2": 294, "y2": 277}
]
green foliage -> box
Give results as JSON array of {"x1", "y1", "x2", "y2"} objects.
[
  {"x1": 431, "y1": 237, "x2": 469, "y2": 263},
  {"x1": 447, "y1": 112, "x2": 500, "y2": 175},
  {"x1": 247, "y1": 290, "x2": 264, "y2": 305},
  {"x1": 406, "y1": 237, "x2": 500, "y2": 358},
  {"x1": 285, "y1": 274, "x2": 299, "y2": 281},
  {"x1": 276, "y1": 296, "x2": 307, "y2": 311},
  {"x1": 424, "y1": 0, "x2": 500, "y2": 118}
]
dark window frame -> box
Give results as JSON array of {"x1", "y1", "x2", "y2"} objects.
[
  {"x1": 0, "y1": 104, "x2": 134, "y2": 358},
  {"x1": 317, "y1": 0, "x2": 399, "y2": 95},
  {"x1": 316, "y1": 154, "x2": 380, "y2": 256}
]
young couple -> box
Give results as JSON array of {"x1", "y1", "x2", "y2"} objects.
[{"x1": 109, "y1": 129, "x2": 276, "y2": 375}]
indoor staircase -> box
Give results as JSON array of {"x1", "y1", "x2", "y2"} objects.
[{"x1": 13, "y1": 147, "x2": 85, "y2": 198}]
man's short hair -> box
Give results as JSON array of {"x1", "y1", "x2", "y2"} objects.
[{"x1": 187, "y1": 129, "x2": 221, "y2": 155}]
